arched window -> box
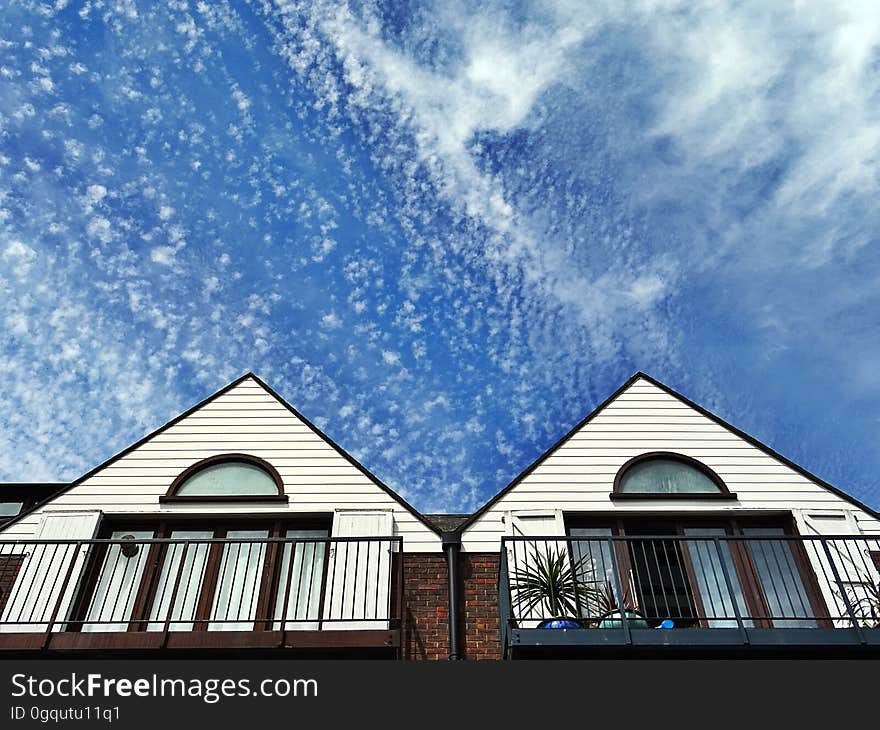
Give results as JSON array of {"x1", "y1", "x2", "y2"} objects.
[
  {"x1": 160, "y1": 454, "x2": 286, "y2": 502},
  {"x1": 611, "y1": 452, "x2": 735, "y2": 500}
]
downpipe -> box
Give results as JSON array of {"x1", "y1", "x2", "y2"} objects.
[{"x1": 443, "y1": 531, "x2": 462, "y2": 660}]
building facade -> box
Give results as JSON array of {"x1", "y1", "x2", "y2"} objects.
[{"x1": 0, "y1": 372, "x2": 878, "y2": 658}]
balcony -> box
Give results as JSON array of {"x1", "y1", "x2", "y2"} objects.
[
  {"x1": 499, "y1": 534, "x2": 880, "y2": 657},
  {"x1": 0, "y1": 535, "x2": 403, "y2": 656}
]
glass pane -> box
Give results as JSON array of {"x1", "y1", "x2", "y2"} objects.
[
  {"x1": 273, "y1": 530, "x2": 328, "y2": 630},
  {"x1": 618, "y1": 458, "x2": 720, "y2": 494},
  {"x1": 0, "y1": 502, "x2": 23, "y2": 517},
  {"x1": 627, "y1": 537, "x2": 696, "y2": 624},
  {"x1": 177, "y1": 462, "x2": 277, "y2": 496},
  {"x1": 683, "y1": 529, "x2": 752, "y2": 628},
  {"x1": 569, "y1": 528, "x2": 619, "y2": 621},
  {"x1": 209, "y1": 530, "x2": 268, "y2": 631},
  {"x1": 82, "y1": 530, "x2": 153, "y2": 632},
  {"x1": 743, "y1": 527, "x2": 817, "y2": 628},
  {"x1": 146, "y1": 530, "x2": 213, "y2": 632}
]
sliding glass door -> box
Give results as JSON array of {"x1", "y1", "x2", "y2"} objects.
[
  {"x1": 740, "y1": 527, "x2": 818, "y2": 628},
  {"x1": 145, "y1": 529, "x2": 213, "y2": 631},
  {"x1": 72, "y1": 521, "x2": 329, "y2": 633},
  {"x1": 81, "y1": 530, "x2": 153, "y2": 632},
  {"x1": 567, "y1": 518, "x2": 826, "y2": 629},
  {"x1": 272, "y1": 529, "x2": 327, "y2": 630}
]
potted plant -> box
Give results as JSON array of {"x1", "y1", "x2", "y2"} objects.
[
  {"x1": 836, "y1": 574, "x2": 880, "y2": 628},
  {"x1": 509, "y1": 544, "x2": 592, "y2": 628},
  {"x1": 582, "y1": 580, "x2": 648, "y2": 629}
]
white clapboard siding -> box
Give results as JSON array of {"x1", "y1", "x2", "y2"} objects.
[
  {"x1": 0, "y1": 512, "x2": 101, "y2": 632},
  {"x1": 0, "y1": 377, "x2": 440, "y2": 553},
  {"x1": 323, "y1": 511, "x2": 394, "y2": 630},
  {"x1": 463, "y1": 376, "x2": 880, "y2": 551}
]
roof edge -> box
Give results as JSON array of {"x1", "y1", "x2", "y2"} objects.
[
  {"x1": 634, "y1": 372, "x2": 880, "y2": 520},
  {"x1": 0, "y1": 372, "x2": 258, "y2": 533},
  {"x1": 457, "y1": 371, "x2": 644, "y2": 533},
  {"x1": 246, "y1": 373, "x2": 442, "y2": 535}
]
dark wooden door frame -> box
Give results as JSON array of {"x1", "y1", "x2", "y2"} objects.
[
  {"x1": 565, "y1": 514, "x2": 830, "y2": 628},
  {"x1": 70, "y1": 518, "x2": 332, "y2": 635}
]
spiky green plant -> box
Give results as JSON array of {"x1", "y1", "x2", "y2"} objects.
[
  {"x1": 845, "y1": 579, "x2": 880, "y2": 628},
  {"x1": 581, "y1": 579, "x2": 638, "y2": 618},
  {"x1": 509, "y1": 544, "x2": 594, "y2": 618}
]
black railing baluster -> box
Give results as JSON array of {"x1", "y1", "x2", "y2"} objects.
[
  {"x1": 363, "y1": 540, "x2": 371, "y2": 621},
  {"x1": 41, "y1": 542, "x2": 82, "y2": 648},
  {"x1": 821, "y1": 537, "x2": 866, "y2": 644},
  {"x1": 642, "y1": 540, "x2": 662, "y2": 621},
  {"x1": 607, "y1": 537, "x2": 632, "y2": 644},
  {"x1": 37, "y1": 544, "x2": 65, "y2": 629},
  {"x1": 246, "y1": 541, "x2": 262, "y2": 628},
  {"x1": 279, "y1": 540, "x2": 297, "y2": 630},
  {"x1": 766, "y1": 539, "x2": 802, "y2": 622},
  {"x1": 713, "y1": 537, "x2": 748, "y2": 644},
  {"x1": 12, "y1": 542, "x2": 50, "y2": 625},
  {"x1": 162, "y1": 542, "x2": 190, "y2": 642},
  {"x1": 498, "y1": 544, "x2": 510, "y2": 655}
]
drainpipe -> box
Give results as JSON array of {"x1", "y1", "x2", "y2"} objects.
[{"x1": 442, "y1": 531, "x2": 462, "y2": 660}]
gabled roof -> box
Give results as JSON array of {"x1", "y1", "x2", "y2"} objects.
[
  {"x1": 456, "y1": 371, "x2": 880, "y2": 533},
  {"x1": 1, "y1": 372, "x2": 441, "y2": 535}
]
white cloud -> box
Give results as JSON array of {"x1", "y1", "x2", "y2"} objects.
[
  {"x1": 86, "y1": 216, "x2": 112, "y2": 243},
  {"x1": 150, "y1": 246, "x2": 177, "y2": 266},
  {"x1": 320, "y1": 311, "x2": 342, "y2": 329},
  {"x1": 82, "y1": 184, "x2": 107, "y2": 211},
  {"x1": 2, "y1": 240, "x2": 37, "y2": 276}
]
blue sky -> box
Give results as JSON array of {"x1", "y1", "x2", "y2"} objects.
[{"x1": 1, "y1": 1, "x2": 878, "y2": 513}]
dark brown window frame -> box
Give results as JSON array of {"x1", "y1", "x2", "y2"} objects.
[
  {"x1": 565, "y1": 513, "x2": 829, "y2": 628},
  {"x1": 610, "y1": 451, "x2": 737, "y2": 501},
  {"x1": 159, "y1": 453, "x2": 288, "y2": 503},
  {"x1": 69, "y1": 516, "x2": 332, "y2": 634}
]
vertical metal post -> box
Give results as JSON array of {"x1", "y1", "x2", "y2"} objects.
[
  {"x1": 713, "y1": 537, "x2": 749, "y2": 645},
  {"x1": 279, "y1": 539, "x2": 297, "y2": 642},
  {"x1": 607, "y1": 537, "x2": 632, "y2": 645},
  {"x1": 42, "y1": 541, "x2": 83, "y2": 649},
  {"x1": 395, "y1": 538, "x2": 404, "y2": 630},
  {"x1": 498, "y1": 542, "x2": 512, "y2": 659},
  {"x1": 162, "y1": 541, "x2": 190, "y2": 647}
]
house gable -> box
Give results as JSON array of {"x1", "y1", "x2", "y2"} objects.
[
  {"x1": 1, "y1": 373, "x2": 441, "y2": 550},
  {"x1": 461, "y1": 372, "x2": 880, "y2": 551}
]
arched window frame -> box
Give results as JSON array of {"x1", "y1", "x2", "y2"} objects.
[
  {"x1": 610, "y1": 451, "x2": 737, "y2": 501},
  {"x1": 160, "y1": 453, "x2": 288, "y2": 503}
]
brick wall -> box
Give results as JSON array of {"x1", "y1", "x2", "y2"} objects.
[
  {"x1": 401, "y1": 553, "x2": 449, "y2": 660},
  {"x1": 460, "y1": 553, "x2": 501, "y2": 660},
  {"x1": 400, "y1": 551, "x2": 501, "y2": 660},
  {"x1": 0, "y1": 555, "x2": 24, "y2": 616}
]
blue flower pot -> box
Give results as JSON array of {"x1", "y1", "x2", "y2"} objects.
[{"x1": 537, "y1": 617, "x2": 583, "y2": 630}]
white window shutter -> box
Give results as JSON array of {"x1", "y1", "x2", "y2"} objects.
[
  {"x1": 506, "y1": 510, "x2": 566, "y2": 626},
  {"x1": 507, "y1": 510, "x2": 565, "y2": 537},
  {"x1": 794, "y1": 510, "x2": 860, "y2": 537},
  {"x1": 1, "y1": 511, "x2": 101, "y2": 633},
  {"x1": 794, "y1": 510, "x2": 874, "y2": 626},
  {"x1": 323, "y1": 511, "x2": 394, "y2": 631}
]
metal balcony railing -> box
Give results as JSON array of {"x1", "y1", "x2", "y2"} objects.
[
  {"x1": 0, "y1": 536, "x2": 402, "y2": 640},
  {"x1": 499, "y1": 534, "x2": 880, "y2": 648}
]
